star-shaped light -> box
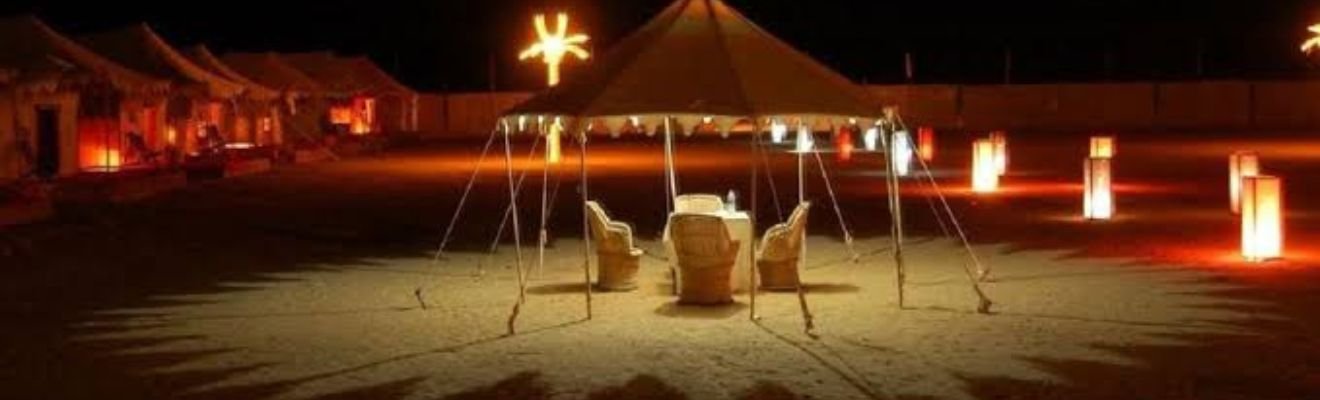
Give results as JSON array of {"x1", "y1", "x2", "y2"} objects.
[
  {"x1": 1302, "y1": 24, "x2": 1320, "y2": 54},
  {"x1": 519, "y1": 13, "x2": 590, "y2": 87}
]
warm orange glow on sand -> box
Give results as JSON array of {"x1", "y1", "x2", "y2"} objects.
[
  {"x1": 1230, "y1": 151, "x2": 1259, "y2": 214},
  {"x1": 519, "y1": 12, "x2": 590, "y2": 87},
  {"x1": 1242, "y1": 175, "x2": 1283, "y2": 262},
  {"x1": 972, "y1": 139, "x2": 998, "y2": 193}
]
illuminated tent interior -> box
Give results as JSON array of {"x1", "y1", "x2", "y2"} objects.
[
  {"x1": 183, "y1": 45, "x2": 284, "y2": 147},
  {"x1": 0, "y1": 16, "x2": 169, "y2": 176},
  {"x1": 79, "y1": 24, "x2": 245, "y2": 158},
  {"x1": 282, "y1": 52, "x2": 380, "y2": 135},
  {"x1": 344, "y1": 56, "x2": 420, "y2": 133},
  {"x1": 435, "y1": 0, "x2": 991, "y2": 336},
  {"x1": 219, "y1": 52, "x2": 328, "y2": 145}
]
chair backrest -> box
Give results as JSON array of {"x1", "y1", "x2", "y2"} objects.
[
  {"x1": 586, "y1": 201, "x2": 634, "y2": 254},
  {"x1": 675, "y1": 194, "x2": 724, "y2": 214},
  {"x1": 758, "y1": 202, "x2": 811, "y2": 261},
  {"x1": 670, "y1": 212, "x2": 738, "y2": 269}
]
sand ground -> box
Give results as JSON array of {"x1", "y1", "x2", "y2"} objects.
[{"x1": 2, "y1": 132, "x2": 1319, "y2": 399}]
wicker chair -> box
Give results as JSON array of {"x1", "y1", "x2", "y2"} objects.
[
  {"x1": 674, "y1": 194, "x2": 725, "y2": 214},
  {"x1": 586, "y1": 201, "x2": 643, "y2": 291},
  {"x1": 756, "y1": 202, "x2": 811, "y2": 290},
  {"x1": 670, "y1": 213, "x2": 740, "y2": 305}
]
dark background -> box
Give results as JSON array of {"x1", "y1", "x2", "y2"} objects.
[{"x1": 3, "y1": 0, "x2": 1319, "y2": 92}]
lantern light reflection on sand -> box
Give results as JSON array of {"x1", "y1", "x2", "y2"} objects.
[
  {"x1": 1090, "y1": 136, "x2": 1115, "y2": 159},
  {"x1": 917, "y1": 127, "x2": 935, "y2": 161},
  {"x1": 990, "y1": 131, "x2": 1008, "y2": 176},
  {"x1": 1241, "y1": 175, "x2": 1283, "y2": 262},
  {"x1": 972, "y1": 139, "x2": 998, "y2": 193},
  {"x1": 1229, "y1": 151, "x2": 1260, "y2": 214},
  {"x1": 1083, "y1": 157, "x2": 1113, "y2": 220}
]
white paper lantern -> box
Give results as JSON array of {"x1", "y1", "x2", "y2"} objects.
[
  {"x1": 1083, "y1": 157, "x2": 1113, "y2": 220},
  {"x1": 972, "y1": 139, "x2": 998, "y2": 193},
  {"x1": 795, "y1": 125, "x2": 814, "y2": 152},
  {"x1": 770, "y1": 121, "x2": 788, "y2": 144},
  {"x1": 892, "y1": 130, "x2": 913, "y2": 176},
  {"x1": 1229, "y1": 151, "x2": 1260, "y2": 214},
  {"x1": 863, "y1": 126, "x2": 879, "y2": 152},
  {"x1": 1090, "y1": 136, "x2": 1116, "y2": 159},
  {"x1": 1241, "y1": 175, "x2": 1283, "y2": 262}
]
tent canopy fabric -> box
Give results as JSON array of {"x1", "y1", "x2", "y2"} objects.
[
  {"x1": 184, "y1": 45, "x2": 280, "y2": 101},
  {"x1": 0, "y1": 16, "x2": 168, "y2": 95},
  {"x1": 79, "y1": 24, "x2": 244, "y2": 99},
  {"x1": 505, "y1": 0, "x2": 882, "y2": 133},
  {"x1": 345, "y1": 56, "x2": 416, "y2": 97},
  {"x1": 282, "y1": 52, "x2": 369, "y2": 97},
  {"x1": 220, "y1": 52, "x2": 324, "y2": 96}
]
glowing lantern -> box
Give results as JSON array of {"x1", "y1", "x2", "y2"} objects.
[
  {"x1": 892, "y1": 130, "x2": 913, "y2": 176},
  {"x1": 990, "y1": 131, "x2": 1008, "y2": 176},
  {"x1": 917, "y1": 127, "x2": 935, "y2": 161},
  {"x1": 1229, "y1": 151, "x2": 1260, "y2": 214},
  {"x1": 835, "y1": 127, "x2": 854, "y2": 162},
  {"x1": 1084, "y1": 157, "x2": 1113, "y2": 220},
  {"x1": 519, "y1": 12, "x2": 590, "y2": 87},
  {"x1": 795, "y1": 126, "x2": 814, "y2": 153},
  {"x1": 1302, "y1": 24, "x2": 1320, "y2": 54},
  {"x1": 1241, "y1": 175, "x2": 1283, "y2": 262},
  {"x1": 1090, "y1": 136, "x2": 1115, "y2": 159},
  {"x1": 863, "y1": 126, "x2": 879, "y2": 151},
  {"x1": 546, "y1": 118, "x2": 563, "y2": 164},
  {"x1": 972, "y1": 139, "x2": 998, "y2": 193},
  {"x1": 770, "y1": 121, "x2": 788, "y2": 144},
  {"x1": 167, "y1": 126, "x2": 178, "y2": 146}
]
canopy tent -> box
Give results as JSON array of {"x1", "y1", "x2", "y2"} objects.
[
  {"x1": 80, "y1": 24, "x2": 247, "y2": 155},
  {"x1": 343, "y1": 56, "x2": 419, "y2": 132},
  {"x1": 183, "y1": 45, "x2": 279, "y2": 101},
  {"x1": 0, "y1": 16, "x2": 168, "y2": 95},
  {"x1": 281, "y1": 51, "x2": 371, "y2": 97},
  {"x1": 185, "y1": 45, "x2": 287, "y2": 146},
  {"x1": 0, "y1": 16, "x2": 170, "y2": 177},
  {"x1": 79, "y1": 24, "x2": 244, "y2": 100},
  {"x1": 503, "y1": 0, "x2": 880, "y2": 134},
  {"x1": 433, "y1": 0, "x2": 992, "y2": 338},
  {"x1": 219, "y1": 52, "x2": 324, "y2": 97}
]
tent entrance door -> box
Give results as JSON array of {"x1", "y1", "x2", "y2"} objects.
[{"x1": 35, "y1": 106, "x2": 60, "y2": 178}]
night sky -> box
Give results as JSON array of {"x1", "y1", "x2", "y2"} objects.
[{"x1": 3, "y1": 0, "x2": 1319, "y2": 92}]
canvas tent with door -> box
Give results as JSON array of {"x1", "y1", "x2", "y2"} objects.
[
  {"x1": 282, "y1": 52, "x2": 379, "y2": 136},
  {"x1": 432, "y1": 0, "x2": 991, "y2": 337},
  {"x1": 79, "y1": 24, "x2": 244, "y2": 158},
  {"x1": 343, "y1": 56, "x2": 419, "y2": 133},
  {"x1": 184, "y1": 45, "x2": 284, "y2": 148},
  {"x1": 220, "y1": 52, "x2": 329, "y2": 146},
  {"x1": 0, "y1": 16, "x2": 168, "y2": 180}
]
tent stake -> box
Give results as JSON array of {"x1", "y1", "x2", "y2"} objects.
[{"x1": 502, "y1": 121, "x2": 528, "y2": 336}]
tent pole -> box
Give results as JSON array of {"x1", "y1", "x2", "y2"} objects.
[
  {"x1": 811, "y1": 148, "x2": 860, "y2": 263},
  {"x1": 580, "y1": 128, "x2": 593, "y2": 320},
  {"x1": 665, "y1": 117, "x2": 678, "y2": 199},
  {"x1": 481, "y1": 136, "x2": 542, "y2": 275},
  {"x1": 502, "y1": 120, "x2": 527, "y2": 336},
  {"x1": 538, "y1": 123, "x2": 551, "y2": 279},
  {"x1": 432, "y1": 125, "x2": 500, "y2": 264},
  {"x1": 883, "y1": 119, "x2": 907, "y2": 310},
  {"x1": 749, "y1": 123, "x2": 760, "y2": 321},
  {"x1": 794, "y1": 123, "x2": 816, "y2": 336}
]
